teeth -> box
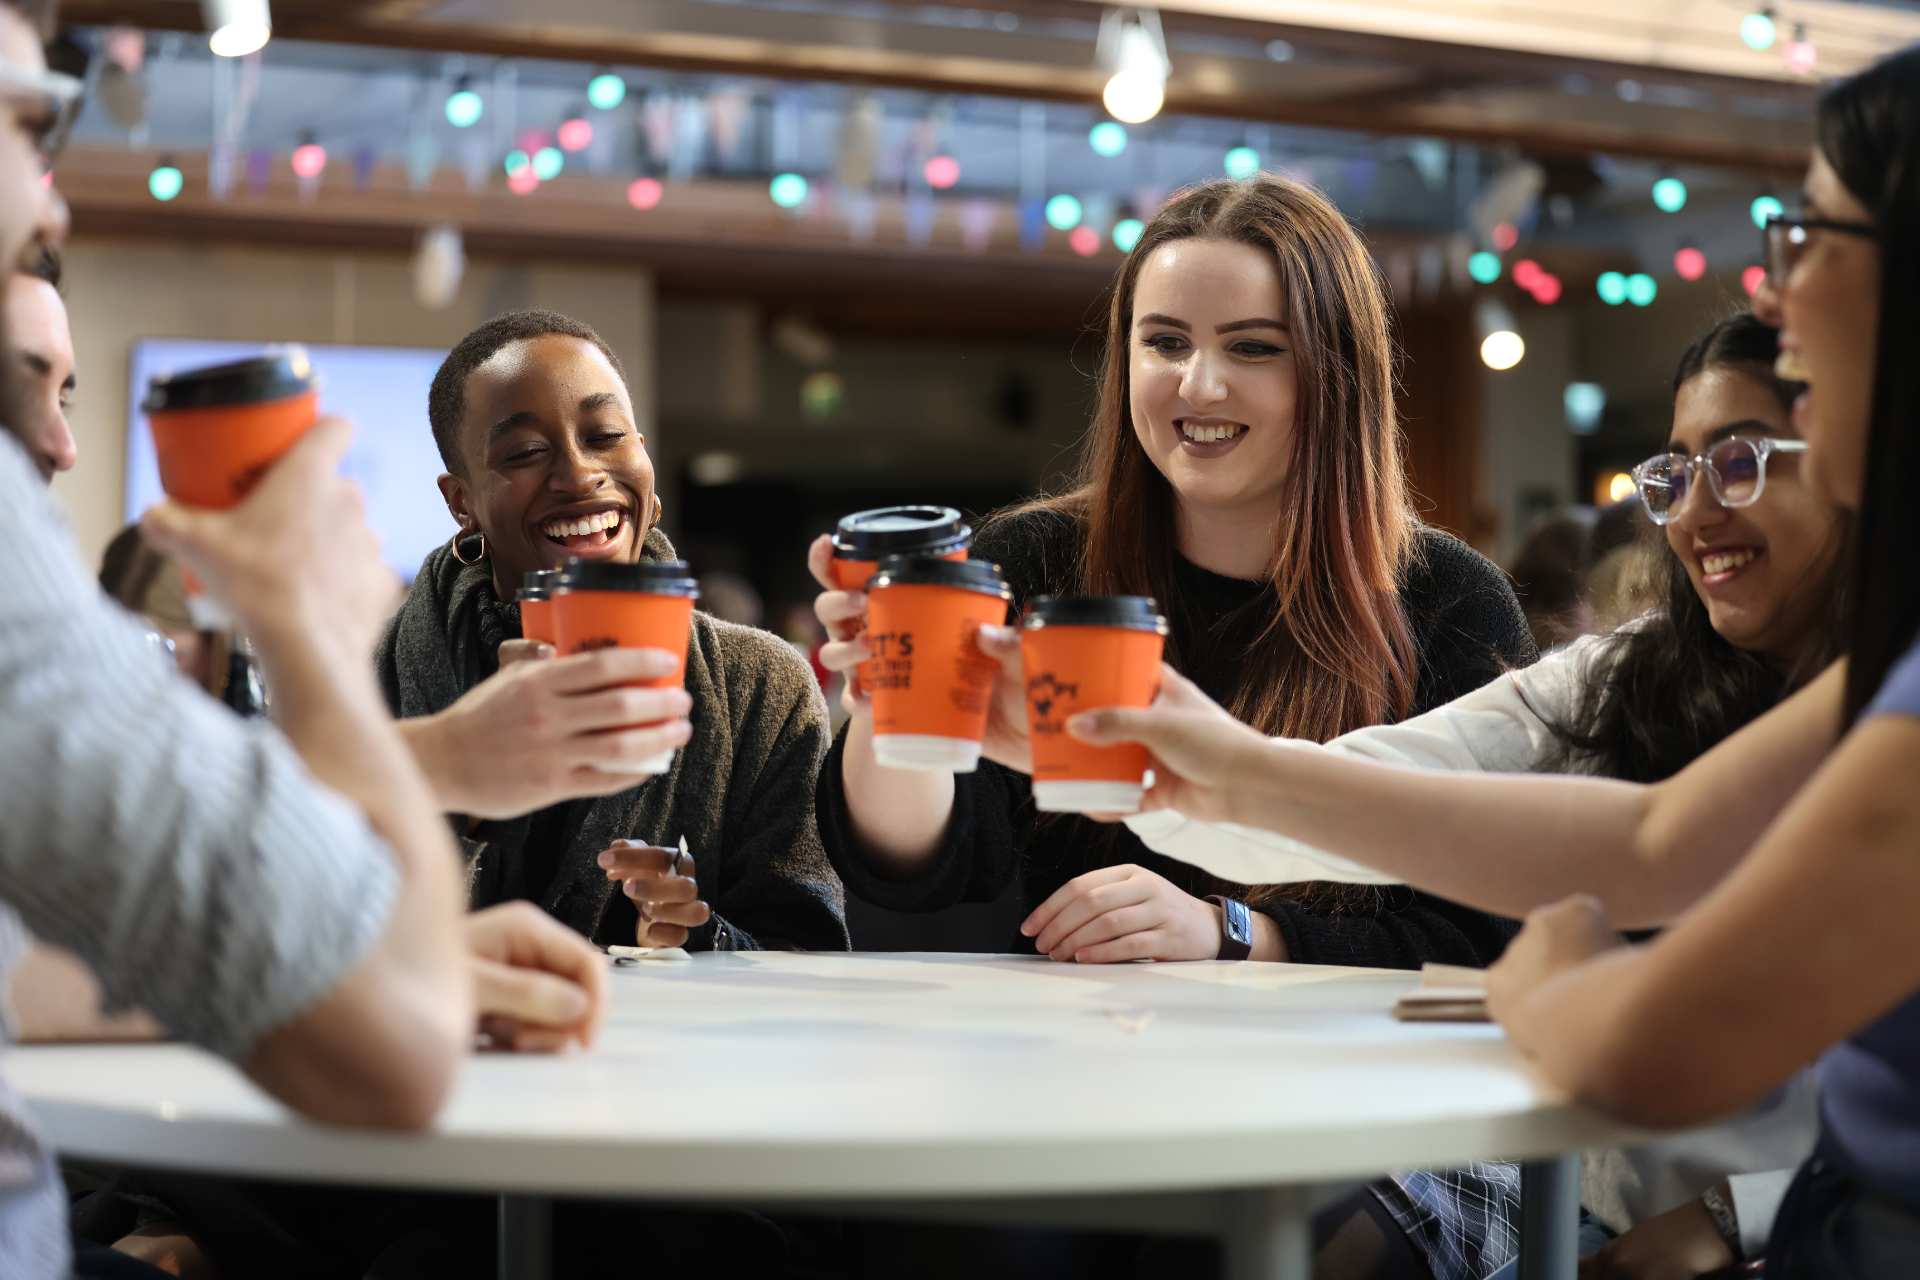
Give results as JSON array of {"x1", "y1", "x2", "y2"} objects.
[
  {"x1": 543, "y1": 510, "x2": 621, "y2": 539},
  {"x1": 1702, "y1": 549, "x2": 1758, "y2": 575},
  {"x1": 1776, "y1": 350, "x2": 1811, "y2": 381},
  {"x1": 1181, "y1": 423, "x2": 1244, "y2": 444}
]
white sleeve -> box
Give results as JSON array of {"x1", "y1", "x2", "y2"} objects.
[{"x1": 1124, "y1": 638, "x2": 1606, "y2": 885}]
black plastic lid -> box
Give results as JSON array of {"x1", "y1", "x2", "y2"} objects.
[
  {"x1": 521, "y1": 569, "x2": 560, "y2": 593},
  {"x1": 832, "y1": 506, "x2": 971, "y2": 559},
  {"x1": 142, "y1": 348, "x2": 317, "y2": 414},
  {"x1": 1024, "y1": 595, "x2": 1168, "y2": 634},
  {"x1": 868, "y1": 554, "x2": 1011, "y2": 600},
  {"x1": 554, "y1": 559, "x2": 700, "y2": 597}
]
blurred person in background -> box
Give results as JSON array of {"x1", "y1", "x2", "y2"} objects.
[
  {"x1": 3, "y1": 239, "x2": 72, "y2": 481},
  {"x1": 1507, "y1": 507, "x2": 1599, "y2": 651}
]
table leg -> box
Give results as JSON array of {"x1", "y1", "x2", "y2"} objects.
[
  {"x1": 1224, "y1": 1185, "x2": 1314, "y2": 1280},
  {"x1": 1519, "y1": 1155, "x2": 1580, "y2": 1280},
  {"x1": 499, "y1": 1194, "x2": 552, "y2": 1280}
]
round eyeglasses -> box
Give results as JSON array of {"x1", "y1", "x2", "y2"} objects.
[{"x1": 1629, "y1": 435, "x2": 1809, "y2": 525}]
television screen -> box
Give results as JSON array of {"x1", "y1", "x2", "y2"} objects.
[{"x1": 124, "y1": 338, "x2": 456, "y2": 580}]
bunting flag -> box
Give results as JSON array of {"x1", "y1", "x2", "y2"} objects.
[
  {"x1": 904, "y1": 189, "x2": 935, "y2": 247},
  {"x1": 668, "y1": 93, "x2": 709, "y2": 182},
  {"x1": 1406, "y1": 138, "x2": 1449, "y2": 192},
  {"x1": 841, "y1": 187, "x2": 877, "y2": 243},
  {"x1": 1019, "y1": 198, "x2": 1047, "y2": 253},
  {"x1": 641, "y1": 94, "x2": 675, "y2": 166},
  {"x1": 835, "y1": 94, "x2": 881, "y2": 191},
  {"x1": 959, "y1": 199, "x2": 996, "y2": 253},
  {"x1": 406, "y1": 132, "x2": 439, "y2": 191},
  {"x1": 708, "y1": 88, "x2": 750, "y2": 163},
  {"x1": 244, "y1": 147, "x2": 271, "y2": 194}
]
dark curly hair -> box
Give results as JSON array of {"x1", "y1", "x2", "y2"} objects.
[
  {"x1": 426, "y1": 309, "x2": 627, "y2": 473},
  {"x1": 1545, "y1": 313, "x2": 1847, "y2": 782}
]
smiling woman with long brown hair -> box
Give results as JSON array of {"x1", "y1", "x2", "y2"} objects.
[{"x1": 809, "y1": 174, "x2": 1536, "y2": 1278}]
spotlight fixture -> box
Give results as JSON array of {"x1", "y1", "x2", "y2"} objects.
[
  {"x1": 202, "y1": 0, "x2": 271, "y2": 58},
  {"x1": 1097, "y1": 8, "x2": 1170, "y2": 125}
]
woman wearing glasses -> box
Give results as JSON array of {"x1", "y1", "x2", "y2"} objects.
[{"x1": 1068, "y1": 44, "x2": 1920, "y2": 1273}]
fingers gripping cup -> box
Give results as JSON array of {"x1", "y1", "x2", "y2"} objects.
[
  {"x1": 864, "y1": 556, "x2": 1011, "y2": 773},
  {"x1": 831, "y1": 507, "x2": 973, "y2": 696},
  {"x1": 143, "y1": 349, "x2": 320, "y2": 628},
  {"x1": 518, "y1": 569, "x2": 561, "y2": 647},
  {"x1": 1021, "y1": 596, "x2": 1168, "y2": 813},
  {"x1": 549, "y1": 560, "x2": 700, "y2": 775}
]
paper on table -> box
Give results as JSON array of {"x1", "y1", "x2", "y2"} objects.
[
  {"x1": 1392, "y1": 963, "x2": 1490, "y2": 1023},
  {"x1": 1124, "y1": 810, "x2": 1402, "y2": 886}
]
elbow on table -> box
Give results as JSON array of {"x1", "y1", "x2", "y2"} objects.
[{"x1": 310, "y1": 1022, "x2": 465, "y2": 1132}]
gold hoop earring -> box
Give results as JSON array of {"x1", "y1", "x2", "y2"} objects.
[
  {"x1": 651, "y1": 494, "x2": 664, "y2": 527},
  {"x1": 449, "y1": 528, "x2": 486, "y2": 566}
]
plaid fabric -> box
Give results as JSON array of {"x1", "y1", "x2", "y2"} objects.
[{"x1": 1372, "y1": 1163, "x2": 1523, "y2": 1280}]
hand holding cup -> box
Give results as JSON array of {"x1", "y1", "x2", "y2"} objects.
[
  {"x1": 141, "y1": 417, "x2": 397, "y2": 662},
  {"x1": 419, "y1": 646, "x2": 694, "y2": 820}
]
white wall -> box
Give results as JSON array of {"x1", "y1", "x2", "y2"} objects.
[{"x1": 50, "y1": 237, "x2": 655, "y2": 570}]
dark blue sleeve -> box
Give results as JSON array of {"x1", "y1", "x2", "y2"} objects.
[{"x1": 1868, "y1": 637, "x2": 1920, "y2": 720}]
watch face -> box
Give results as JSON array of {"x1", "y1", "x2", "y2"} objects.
[{"x1": 1224, "y1": 898, "x2": 1252, "y2": 944}]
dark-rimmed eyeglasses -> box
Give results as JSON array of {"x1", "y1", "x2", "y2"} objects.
[
  {"x1": 1763, "y1": 214, "x2": 1879, "y2": 291},
  {"x1": 0, "y1": 60, "x2": 83, "y2": 173},
  {"x1": 1630, "y1": 435, "x2": 1809, "y2": 525}
]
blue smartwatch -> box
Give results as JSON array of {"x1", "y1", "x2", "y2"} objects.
[{"x1": 1207, "y1": 895, "x2": 1254, "y2": 961}]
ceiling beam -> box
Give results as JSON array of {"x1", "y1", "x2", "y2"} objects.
[{"x1": 59, "y1": 0, "x2": 1810, "y2": 172}]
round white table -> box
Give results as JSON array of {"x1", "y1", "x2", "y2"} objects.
[{"x1": 13, "y1": 952, "x2": 1642, "y2": 1278}]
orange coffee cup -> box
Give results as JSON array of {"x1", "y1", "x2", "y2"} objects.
[
  {"x1": 830, "y1": 507, "x2": 973, "y2": 695},
  {"x1": 518, "y1": 569, "x2": 561, "y2": 647},
  {"x1": 549, "y1": 559, "x2": 700, "y2": 774},
  {"x1": 144, "y1": 349, "x2": 320, "y2": 511},
  {"x1": 864, "y1": 555, "x2": 1011, "y2": 773},
  {"x1": 1020, "y1": 596, "x2": 1168, "y2": 813}
]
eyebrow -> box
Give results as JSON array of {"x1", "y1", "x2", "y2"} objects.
[
  {"x1": 1668, "y1": 418, "x2": 1783, "y2": 450},
  {"x1": 1136, "y1": 313, "x2": 1289, "y2": 335},
  {"x1": 488, "y1": 393, "x2": 628, "y2": 439}
]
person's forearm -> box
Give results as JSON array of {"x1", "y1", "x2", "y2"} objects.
[
  {"x1": 841, "y1": 712, "x2": 958, "y2": 877},
  {"x1": 246, "y1": 622, "x2": 472, "y2": 1123},
  {"x1": 1225, "y1": 740, "x2": 1693, "y2": 926},
  {"x1": 253, "y1": 623, "x2": 466, "y2": 961},
  {"x1": 11, "y1": 943, "x2": 164, "y2": 1043},
  {"x1": 396, "y1": 714, "x2": 466, "y2": 813}
]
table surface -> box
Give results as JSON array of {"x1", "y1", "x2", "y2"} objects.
[{"x1": 11, "y1": 952, "x2": 1642, "y2": 1201}]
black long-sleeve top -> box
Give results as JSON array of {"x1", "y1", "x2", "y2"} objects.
[{"x1": 818, "y1": 506, "x2": 1537, "y2": 969}]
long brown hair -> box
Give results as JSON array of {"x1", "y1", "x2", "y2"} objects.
[{"x1": 1028, "y1": 174, "x2": 1419, "y2": 745}]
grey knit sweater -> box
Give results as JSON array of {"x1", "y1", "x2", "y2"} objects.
[{"x1": 375, "y1": 527, "x2": 848, "y2": 952}]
